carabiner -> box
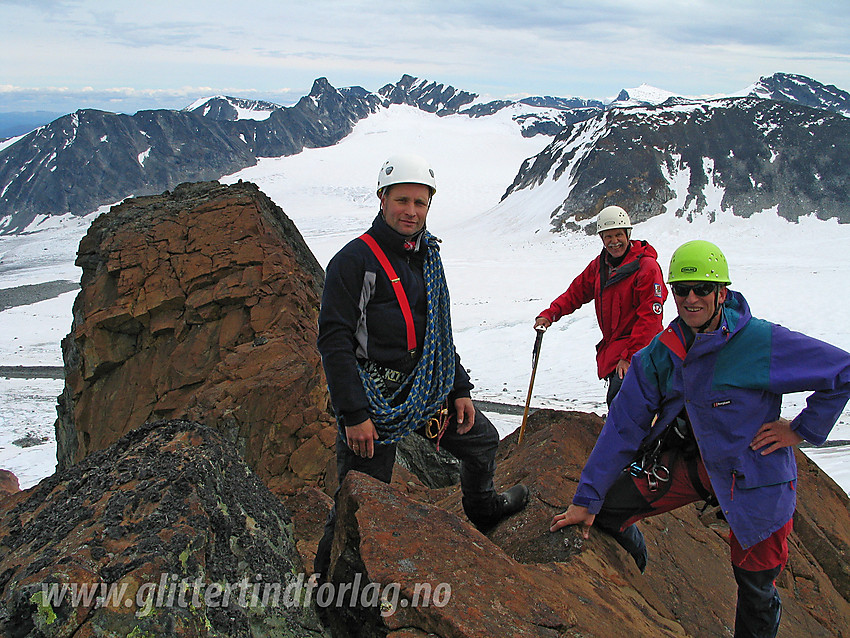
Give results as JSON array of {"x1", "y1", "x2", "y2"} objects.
[{"x1": 651, "y1": 464, "x2": 671, "y2": 483}]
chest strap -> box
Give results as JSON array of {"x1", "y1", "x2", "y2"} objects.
[{"x1": 359, "y1": 233, "x2": 417, "y2": 353}]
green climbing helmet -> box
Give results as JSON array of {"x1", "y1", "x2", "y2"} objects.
[{"x1": 667, "y1": 240, "x2": 731, "y2": 285}]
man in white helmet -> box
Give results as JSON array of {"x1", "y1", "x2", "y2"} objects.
[
  {"x1": 316, "y1": 154, "x2": 529, "y2": 583},
  {"x1": 534, "y1": 205, "x2": 666, "y2": 406}
]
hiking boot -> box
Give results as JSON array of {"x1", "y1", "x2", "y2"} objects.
[
  {"x1": 498, "y1": 484, "x2": 530, "y2": 519},
  {"x1": 609, "y1": 523, "x2": 648, "y2": 573},
  {"x1": 467, "y1": 484, "x2": 530, "y2": 533}
]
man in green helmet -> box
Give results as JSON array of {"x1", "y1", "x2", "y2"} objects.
[{"x1": 550, "y1": 240, "x2": 850, "y2": 638}]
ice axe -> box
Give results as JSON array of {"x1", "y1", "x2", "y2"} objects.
[{"x1": 517, "y1": 325, "x2": 547, "y2": 445}]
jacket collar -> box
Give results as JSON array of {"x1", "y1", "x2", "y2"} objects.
[
  {"x1": 719, "y1": 289, "x2": 750, "y2": 336},
  {"x1": 661, "y1": 289, "x2": 751, "y2": 359},
  {"x1": 368, "y1": 213, "x2": 427, "y2": 257}
]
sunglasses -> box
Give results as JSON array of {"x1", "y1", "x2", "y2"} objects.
[{"x1": 671, "y1": 282, "x2": 718, "y2": 297}]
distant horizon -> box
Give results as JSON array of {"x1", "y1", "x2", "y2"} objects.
[{"x1": 0, "y1": 70, "x2": 832, "y2": 119}]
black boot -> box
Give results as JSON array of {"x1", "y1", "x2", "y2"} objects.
[
  {"x1": 499, "y1": 484, "x2": 530, "y2": 518},
  {"x1": 466, "y1": 484, "x2": 529, "y2": 533},
  {"x1": 609, "y1": 523, "x2": 648, "y2": 573}
]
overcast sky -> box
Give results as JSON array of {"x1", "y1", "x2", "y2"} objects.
[{"x1": 2, "y1": 0, "x2": 850, "y2": 114}]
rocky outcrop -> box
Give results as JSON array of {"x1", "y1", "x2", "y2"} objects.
[
  {"x1": 0, "y1": 470, "x2": 20, "y2": 502},
  {"x1": 309, "y1": 410, "x2": 850, "y2": 637},
  {"x1": 0, "y1": 419, "x2": 327, "y2": 637},
  {"x1": 55, "y1": 180, "x2": 338, "y2": 495}
]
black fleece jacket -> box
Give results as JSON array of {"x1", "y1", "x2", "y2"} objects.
[{"x1": 317, "y1": 214, "x2": 472, "y2": 428}]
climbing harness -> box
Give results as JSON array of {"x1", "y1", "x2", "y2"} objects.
[
  {"x1": 629, "y1": 416, "x2": 691, "y2": 491},
  {"x1": 628, "y1": 413, "x2": 718, "y2": 509},
  {"x1": 355, "y1": 231, "x2": 456, "y2": 444}
]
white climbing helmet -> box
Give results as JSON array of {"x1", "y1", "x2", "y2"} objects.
[
  {"x1": 376, "y1": 154, "x2": 437, "y2": 198},
  {"x1": 596, "y1": 205, "x2": 632, "y2": 234}
]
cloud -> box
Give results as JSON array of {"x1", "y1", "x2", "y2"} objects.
[{"x1": 2, "y1": 0, "x2": 850, "y2": 113}]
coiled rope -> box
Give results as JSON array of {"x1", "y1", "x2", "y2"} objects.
[{"x1": 357, "y1": 232, "x2": 456, "y2": 444}]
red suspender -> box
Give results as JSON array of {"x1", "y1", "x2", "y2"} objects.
[{"x1": 359, "y1": 233, "x2": 417, "y2": 353}]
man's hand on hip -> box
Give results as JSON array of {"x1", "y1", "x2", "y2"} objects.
[
  {"x1": 750, "y1": 417, "x2": 804, "y2": 455},
  {"x1": 346, "y1": 419, "x2": 379, "y2": 458}
]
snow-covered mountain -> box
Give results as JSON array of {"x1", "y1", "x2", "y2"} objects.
[
  {"x1": 744, "y1": 72, "x2": 850, "y2": 117},
  {"x1": 0, "y1": 79, "x2": 389, "y2": 232},
  {"x1": 1, "y1": 72, "x2": 849, "y2": 234},
  {"x1": 504, "y1": 94, "x2": 850, "y2": 231},
  {"x1": 183, "y1": 95, "x2": 284, "y2": 121},
  {"x1": 0, "y1": 75, "x2": 597, "y2": 232},
  {"x1": 608, "y1": 83, "x2": 681, "y2": 107}
]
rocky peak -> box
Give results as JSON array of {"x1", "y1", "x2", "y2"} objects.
[
  {"x1": 55, "y1": 180, "x2": 338, "y2": 495},
  {"x1": 379, "y1": 74, "x2": 478, "y2": 115},
  {"x1": 748, "y1": 72, "x2": 850, "y2": 117},
  {"x1": 297, "y1": 77, "x2": 382, "y2": 128}
]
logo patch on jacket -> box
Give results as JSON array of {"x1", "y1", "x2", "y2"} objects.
[
  {"x1": 654, "y1": 283, "x2": 663, "y2": 298},
  {"x1": 652, "y1": 302, "x2": 662, "y2": 315},
  {"x1": 712, "y1": 400, "x2": 732, "y2": 408}
]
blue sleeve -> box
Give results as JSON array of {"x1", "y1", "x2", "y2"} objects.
[
  {"x1": 572, "y1": 346, "x2": 663, "y2": 513},
  {"x1": 768, "y1": 324, "x2": 850, "y2": 445}
]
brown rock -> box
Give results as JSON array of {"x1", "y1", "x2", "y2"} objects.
[
  {"x1": 0, "y1": 470, "x2": 20, "y2": 499},
  {"x1": 55, "y1": 181, "x2": 337, "y2": 496},
  {"x1": 291, "y1": 435, "x2": 334, "y2": 482},
  {"x1": 311, "y1": 410, "x2": 850, "y2": 637}
]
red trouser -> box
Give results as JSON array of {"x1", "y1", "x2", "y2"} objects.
[
  {"x1": 596, "y1": 450, "x2": 791, "y2": 637},
  {"x1": 599, "y1": 450, "x2": 793, "y2": 571}
]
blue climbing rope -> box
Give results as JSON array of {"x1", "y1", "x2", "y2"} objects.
[{"x1": 357, "y1": 232, "x2": 456, "y2": 444}]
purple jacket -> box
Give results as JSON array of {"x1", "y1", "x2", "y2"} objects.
[{"x1": 573, "y1": 290, "x2": 850, "y2": 548}]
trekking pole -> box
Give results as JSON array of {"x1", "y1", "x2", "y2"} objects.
[{"x1": 517, "y1": 325, "x2": 546, "y2": 445}]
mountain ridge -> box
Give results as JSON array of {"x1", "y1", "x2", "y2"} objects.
[
  {"x1": 1, "y1": 72, "x2": 849, "y2": 233},
  {"x1": 503, "y1": 93, "x2": 850, "y2": 228}
]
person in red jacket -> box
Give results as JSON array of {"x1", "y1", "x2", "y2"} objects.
[{"x1": 534, "y1": 206, "x2": 666, "y2": 406}]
